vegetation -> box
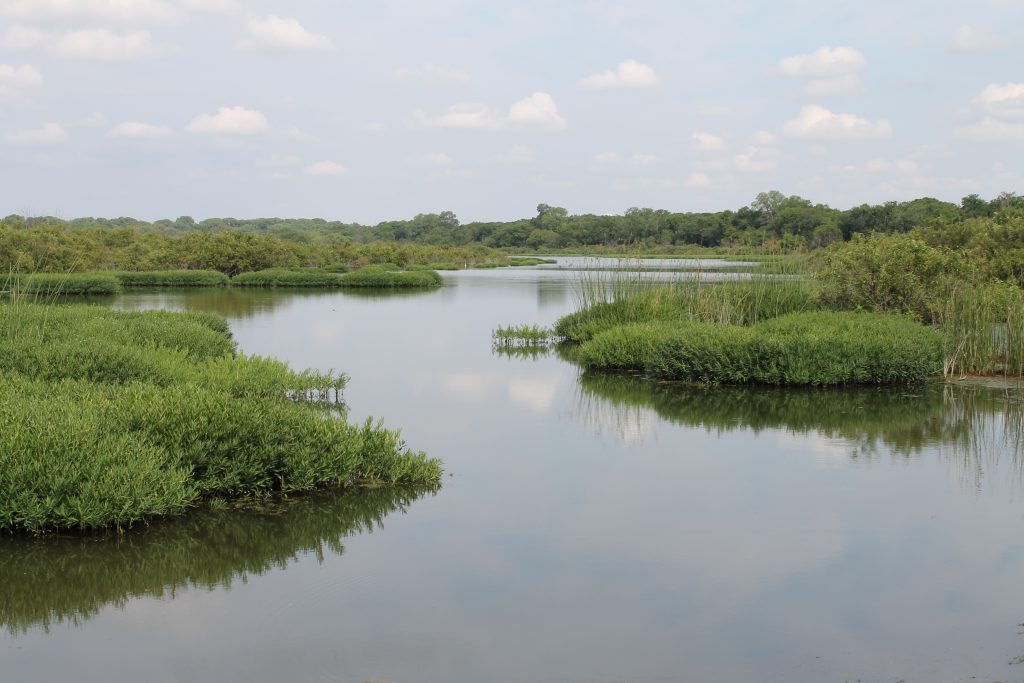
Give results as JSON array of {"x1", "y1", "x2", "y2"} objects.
[
  {"x1": 0, "y1": 302, "x2": 441, "y2": 533},
  {"x1": 231, "y1": 268, "x2": 343, "y2": 288},
  {"x1": 575, "y1": 312, "x2": 943, "y2": 385},
  {"x1": 338, "y1": 267, "x2": 443, "y2": 288},
  {"x1": 5, "y1": 273, "x2": 122, "y2": 296},
  {"x1": 492, "y1": 324, "x2": 554, "y2": 347},
  {"x1": 113, "y1": 270, "x2": 229, "y2": 288}
]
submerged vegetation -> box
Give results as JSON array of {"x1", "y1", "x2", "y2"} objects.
[{"x1": 0, "y1": 302, "x2": 441, "y2": 533}]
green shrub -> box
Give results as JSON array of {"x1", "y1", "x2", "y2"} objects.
[
  {"x1": 113, "y1": 270, "x2": 229, "y2": 288},
  {"x1": 231, "y1": 268, "x2": 342, "y2": 288},
  {"x1": 577, "y1": 311, "x2": 943, "y2": 385}
]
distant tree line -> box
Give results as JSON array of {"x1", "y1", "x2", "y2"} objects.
[{"x1": 3, "y1": 191, "x2": 1022, "y2": 255}]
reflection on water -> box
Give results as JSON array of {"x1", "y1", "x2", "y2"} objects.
[
  {"x1": 575, "y1": 371, "x2": 1024, "y2": 486},
  {"x1": 0, "y1": 486, "x2": 436, "y2": 634}
]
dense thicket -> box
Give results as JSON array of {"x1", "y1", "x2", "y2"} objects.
[{"x1": 4, "y1": 191, "x2": 1021, "y2": 255}]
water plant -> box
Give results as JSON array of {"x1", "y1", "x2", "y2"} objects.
[
  {"x1": 492, "y1": 324, "x2": 555, "y2": 347},
  {"x1": 5, "y1": 273, "x2": 122, "y2": 297},
  {"x1": 231, "y1": 268, "x2": 344, "y2": 287},
  {"x1": 338, "y1": 267, "x2": 443, "y2": 288},
  {"x1": 112, "y1": 270, "x2": 229, "y2": 288}
]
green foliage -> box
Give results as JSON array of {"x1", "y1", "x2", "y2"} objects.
[
  {"x1": 932, "y1": 281, "x2": 1024, "y2": 377},
  {"x1": 576, "y1": 312, "x2": 944, "y2": 385},
  {"x1": 338, "y1": 267, "x2": 443, "y2": 288},
  {"x1": 322, "y1": 263, "x2": 350, "y2": 273},
  {"x1": 231, "y1": 268, "x2": 343, "y2": 287},
  {"x1": 0, "y1": 303, "x2": 441, "y2": 532},
  {"x1": 492, "y1": 324, "x2": 553, "y2": 346},
  {"x1": 112, "y1": 270, "x2": 229, "y2": 288}
]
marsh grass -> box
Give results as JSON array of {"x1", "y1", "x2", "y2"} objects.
[
  {"x1": 112, "y1": 270, "x2": 229, "y2": 288},
  {"x1": 0, "y1": 302, "x2": 441, "y2": 532},
  {"x1": 231, "y1": 268, "x2": 343, "y2": 288},
  {"x1": 492, "y1": 324, "x2": 555, "y2": 347},
  {"x1": 4, "y1": 272, "x2": 122, "y2": 297},
  {"x1": 933, "y1": 282, "x2": 1024, "y2": 378},
  {"x1": 338, "y1": 267, "x2": 443, "y2": 288}
]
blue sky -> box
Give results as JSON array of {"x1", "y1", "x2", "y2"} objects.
[{"x1": 0, "y1": 0, "x2": 1021, "y2": 222}]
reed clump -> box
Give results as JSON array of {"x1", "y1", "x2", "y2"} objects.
[
  {"x1": 0, "y1": 302, "x2": 441, "y2": 533},
  {"x1": 6, "y1": 273, "x2": 122, "y2": 296},
  {"x1": 112, "y1": 270, "x2": 229, "y2": 288},
  {"x1": 230, "y1": 268, "x2": 343, "y2": 288},
  {"x1": 338, "y1": 267, "x2": 443, "y2": 288},
  {"x1": 492, "y1": 324, "x2": 555, "y2": 347},
  {"x1": 576, "y1": 311, "x2": 943, "y2": 385}
]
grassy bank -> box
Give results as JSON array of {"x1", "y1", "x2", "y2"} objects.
[
  {"x1": 5, "y1": 273, "x2": 122, "y2": 296},
  {"x1": 0, "y1": 302, "x2": 441, "y2": 533}
]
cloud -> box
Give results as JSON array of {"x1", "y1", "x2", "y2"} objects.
[
  {"x1": 393, "y1": 64, "x2": 471, "y2": 86},
  {"x1": 838, "y1": 158, "x2": 920, "y2": 174},
  {"x1": 53, "y1": 29, "x2": 156, "y2": 60},
  {"x1": 955, "y1": 116, "x2": 1024, "y2": 142},
  {"x1": 186, "y1": 106, "x2": 271, "y2": 134},
  {"x1": 507, "y1": 92, "x2": 567, "y2": 129},
  {"x1": 783, "y1": 104, "x2": 891, "y2": 139},
  {"x1": 0, "y1": 0, "x2": 180, "y2": 25},
  {"x1": 236, "y1": 15, "x2": 335, "y2": 53},
  {"x1": 692, "y1": 131, "x2": 725, "y2": 151},
  {"x1": 779, "y1": 46, "x2": 866, "y2": 77},
  {"x1": 733, "y1": 146, "x2": 777, "y2": 172},
  {"x1": 951, "y1": 25, "x2": 1005, "y2": 51},
  {"x1": 304, "y1": 160, "x2": 347, "y2": 176},
  {"x1": 108, "y1": 121, "x2": 172, "y2": 138},
  {"x1": 178, "y1": 0, "x2": 240, "y2": 14},
  {"x1": 4, "y1": 122, "x2": 69, "y2": 145},
  {"x1": 404, "y1": 152, "x2": 454, "y2": 167},
  {"x1": 257, "y1": 154, "x2": 302, "y2": 167},
  {"x1": 581, "y1": 59, "x2": 660, "y2": 89},
  {"x1": 0, "y1": 26, "x2": 46, "y2": 51},
  {"x1": 417, "y1": 91, "x2": 566, "y2": 131},
  {"x1": 0, "y1": 64, "x2": 42, "y2": 97},
  {"x1": 973, "y1": 82, "x2": 1024, "y2": 118},
  {"x1": 751, "y1": 130, "x2": 778, "y2": 145}
]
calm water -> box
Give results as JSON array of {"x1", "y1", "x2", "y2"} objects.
[{"x1": 3, "y1": 267, "x2": 1024, "y2": 683}]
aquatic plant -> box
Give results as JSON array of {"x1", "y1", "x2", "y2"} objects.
[
  {"x1": 231, "y1": 268, "x2": 343, "y2": 288},
  {"x1": 0, "y1": 302, "x2": 442, "y2": 532},
  {"x1": 576, "y1": 311, "x2": 943, "y2": 385},
  {"x1": 112, "y1": 270, "x2": 229, "y2": 288},
  {"x1": 5, "y1": 273, "x2": 122, "y2": 297},
  {"x1": 338, "y1": 267, "x2": 443, "y2": 288},
  {"x1": 492, "y1": 324, "x2": 555, "y2": 347}
]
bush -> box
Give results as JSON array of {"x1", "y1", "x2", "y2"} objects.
[{"x1": 577, "y1": 311, "x2": 944, "y2": 385}]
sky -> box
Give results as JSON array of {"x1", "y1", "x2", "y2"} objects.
[{"x1": 0, "y1": 0, "x2": 1021, "y2": 223}]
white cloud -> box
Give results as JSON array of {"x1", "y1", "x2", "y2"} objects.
[
  {"x1": 951, "y1": 25, "x2": 1005, "y2": 51},
  {"x1": 697, "y1": 103, "x2": 732, "y2": 117},
  {"x1": 419, "y1": 92, "x2": 566, "y2": 131},
  {"x1": 779, "y1": 46, "x2": 866, "y2": 77},
  {"x1": 751, "y1": 130, "x2": 778, "y2": 146},
  {"x1": 692, "y1": 131, "x2": 725, "y2": 151},
  {"x1": 0, "y1": 26, "x2": 46, "y2": 51},
  {"x1": 581, "y1": 59, "x2": 660, "y2": 89},
  {"x1": 507, "y1": 92, "x2": 567, "y2": 129},
  {"x1": 733, "y1": 146, "x2": 777, "y2": 172},
  {"x1": 497, "y1": 145, "x2": 534, "y2": 164},
  {"x1": 362, "y1": 122, "x2": 386, "y2": 133},
  {"x1": 186, "y1": 106, "x2": 271, "y2": 134},
  {"x1": 257, "y1": 154, "x2": 302, "y2": 167},
  {"x1": 404, "y1": 152, "x2": 454, "y2": 167},
  {"x1": 4, "y1": 122, "x2": 69, "y2": 145},
  {"x1": 0, "y1": 0, "x2": 180, "y2": 25},
  {"x1": 236, "y1": 15, "x2": 335, "y2": 53},
  {"x1": 804, "y1": 74, "x2": 861, "y2": 97},
  {"x1": 53, "y1": 29, "x2": 156, "y2": 60},
  {"x1": 955, "y1": 116, "x2": 1024, "y2": 142},
  {"x1": 108, "y1": 121, "x2": 172, "y2": 138},
  {"x1": 838, "y1": 158, "x2": 920, "y2": 174},
  {"x1": 684, "y1": 172, "x2": 711, "y2": 188},
  {"x1": 783, "y1": 104, "x2": 891, "y2": 139},
  {"x1": 0, "y1": 64, "x2": 42, "y2": 97},
  {"x1": 393, "y1": 64, "x2": 471, "y2": 86},
  {"x1": 973, "y1": 82, "x2": 1024, "y2": 119},
  {"x1": 78, "y1": 111, "x2": 108, "y2": 127},
  {"x1": 178, "y1": 0, "x2": 240, "y2": 14},
  {"x1": 305, "y1": 160, "x2": 347, "y2": 176},
  {"x1": 613, "y1": 177, "x2": 682, "y2": 191}
]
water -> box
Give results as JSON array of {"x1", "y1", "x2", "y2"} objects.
[{"x1": 3, "y1": 267, "x2": 1024, "y2": 683}]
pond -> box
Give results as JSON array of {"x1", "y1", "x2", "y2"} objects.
[{"x1": 2, "y1": 266, "x2": 1024, "y2": 683}]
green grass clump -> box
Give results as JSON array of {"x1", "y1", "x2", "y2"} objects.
[
  {"x1": 0, "y1": 303, "x2": 441, "y2": 532},
  {"x1": 230, "y1": 268, "x2": 343, "y2": 288},
  {"x1": 556, "y1": 279, "x2": 814, "y2": 342},
  {"x1": 339, "y1": 267, "x2": 443, "y2": 288},
  {"x1": 406, "y1": 262, "x2": 459, "y2": 271},
  {"x1": 6, "y1": 273, "x2": 122, "y2": 296},
  {"x1": 113, "y1": 270, "x2": 229, "y2": 288},
  {"x1": 577, "y1": 311, "x2": 943, "y2": 385},
  {"x1": 492, "y1": 324, "x2": 554, "y2": 347},
  {"x1": 508, "y1": 257, "x2": 558, "y2": 266},
  {"x1": 322, "y1": 263, "x2": 350, "y2": 273}
]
